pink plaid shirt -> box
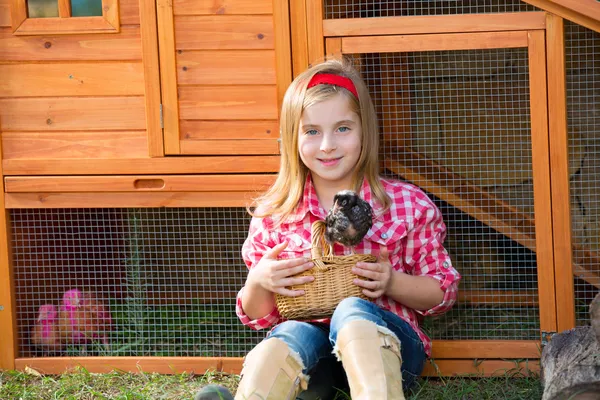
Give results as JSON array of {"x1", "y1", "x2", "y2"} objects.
[{"x1": 237, "y1": 175, "x2": 461, "y2": 356}]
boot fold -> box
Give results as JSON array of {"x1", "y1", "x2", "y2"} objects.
[
  {"x1": 235, "y1": 337, "x2": 308, "y2": 400},
  {"x1": 335, "y1": 319, "x2": 405, "y2": 400}
]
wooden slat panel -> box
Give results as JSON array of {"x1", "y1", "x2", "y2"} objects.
[
  {"x1": 341, "y1": 31, "x2": 529, "y2": 54},
  {"x1": 0, "y1": 63, "x2": 144, "y2": 97},
  {"x1": 157, "y1": 0, "x2": 180, "y2": 154},
  {"x1": 139, "y1": 0, "x2": 164, "y2": 157},
  {"x1": 13, "y1": 15, "x2": 117, "y2": 36},
  {"x1": 119, "y1": 0, "x2": 140, "y2": 25},
  {"x1": 431, "y1": 341, "x2": 540, "y2": 359},
  {"x1": 173, "y1": 0, "x2": 272, "y2": 15},
  {"x1": 0, "y1": 97, "x2": 146, "y2": 131},
  {"x1": 180, "y1": 120, "x2": 278, "y2": 140},
  {"x1": 2, "y1": 131, "x2": 147, "y2": 159},
  {"x1": 273, "y1": 0, "x2": 292, "y2": 111},
  {"x1": 0, "y1": 138, "x2": 16, "y2": 370},
  {"x1": 289, "y1": 0, "x2": 309, "y2": 77},
  {"x1": 179, "y1": 139, "x2": 279, "y2": 155},
  {"x1": 14, "y1": 355, "x2": 540, "y2": 376},
  {"x1": 0, "y1": 2, "x2": 10, "y2": 27},
  {"x1": 174, "y1": 16, "x2": 274, "y2": 50},
  {"x1": 546, "y1": 15, "x2": 575, "y2": 332},
  {"x1": 179, "y1": 86, "x2": 278, "y2": 120},
  {"x1": 324, "y1": 12, "x2": 546, "y2": 37},
  {"x1": 5, "y1": 192, "x2": 259, "y2": 208},
  {"x1": 5, "y1": 174, "x2": 275, "y2": 192},
  {"x1": 0, "y1": 26, "x2": 142, "y2": 61},
  {"x1": 2, "y1": 156, "x2": 280, "y2": 175},
  {"x1": 177, "y1": 50, "x2": 276, "y2": 85},
  {"x1": 306, "y1": 0, "x2": 324, "y2": 66},
  {"x1": 528, "y1": 30, "x2": 557, "y2": 333}
]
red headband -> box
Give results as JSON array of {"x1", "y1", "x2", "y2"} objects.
[{"x1": 307, "y1": 73, "x2": 359, "y2": 99}]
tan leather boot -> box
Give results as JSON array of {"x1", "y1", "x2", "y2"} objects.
[
  {"x1": 336, "y1": 319, "x2": 405, "y2": 400},
  {"x1": 235, "y1": 337, "x2": 309, "y2": 400}
]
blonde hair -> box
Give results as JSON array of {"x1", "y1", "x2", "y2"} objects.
[{"x1": 250, "y1": 58, "x2": 391, "y2": 224}]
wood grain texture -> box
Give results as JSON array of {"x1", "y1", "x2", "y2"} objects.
[
  {"x1": 272, "y1": 0, "x2": 292, "y2": 112},
  {"x1": 0, "y1": 63, "x2": 144, "y2": 97},
  {"x1": 4, "y1": 174, "x2": 275, "y2": 192},
  {"x1": 0, "y1": 26, "x2": 142, "y2": 61},
  {"x1": 528, "y1": 29, "x2": 557, "y2": 333},
  {"x1": 178, "y1": 86, "x2": 278, "y2": 120},
  {"x1": 179, "y1": 120, "x2": 278, "y2": 140},
  {"x1": 521, "y1": 0, "x2": 600, "y2": 33},
  {"x1": 2, "y1": 156, "x2": 281, "y2": 175},
  {"x1": 324, "y1": 12, "x2": 546, "y2": 36},
  {"x1": 173, "y1": 0, "x2": 272, "y2": 15},
  {"x1": 0, "y1": 97, "x2": 146, "y2": 131},
  {"x1": 2, "y1": 131, "x2": 148, "y2": 159},
  {"x1": 176, "y1": 50, "x2": 276, "y2": 85},
  {"x1": 174, "y1": 15, "x2": 274, "y2": 50},
  {"x1": 179, "y1": 139, "x2": 279, "y2": 155}
]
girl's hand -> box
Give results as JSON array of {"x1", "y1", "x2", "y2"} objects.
[
  {"x1": 352, "y1": 245, "x2": 393, "y2": 298},
  {"x1": 247, "y1": 241, "x2": 315, "y2": 297}
]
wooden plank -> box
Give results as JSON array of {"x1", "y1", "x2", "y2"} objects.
[
  {"x1": 173, "y1": 0, "x2": 272, "y2": 15},
  {"x1": 0, "y1": 97, "x2": 146, "y2": 131},
  {"x1": 178, "y1": 86, "x2": 278, "y2": 120},
  {"x1": 156, "y1": 0, "x2": 181, "y2": 154},
  {"x1": 528, "y1": 29, "x2": 558, "y2": 334},
  {"x1": 341, "y1": 31, "x2": 529, "y2": 54},
  {"x1": 325, "y1": 37, "x2": 342, "y2": 60},
  {"x1": 0, "y1": 135, "x2": 16, "y2": 370},
  {"x1": 422, "y1": 359, "x2": 539, "y2": 377},
  {"x1": 431, "y1": 341, "x2": 540, "y2": 359},
  {"x1": 458, "y1": 290, "x2": 539, "y2": 306},
  {"x1": 0, "y1": 1, "x2": 10, "y2": 27},
  {"x1": 139, "y1": 0, "x2": 164, "y2": 157},
  {"x1": 0, "y1": 26, "x2": 142, "y2": 61},
  {"x1": 102, "y1": 0, "x2": 119, "y2": 31},
  {"x1": 289, "y1": 0, "x2": 309, "y2": 77},
  {"x1": 9, "y1": 0, "x2": 26, "y2": 33},
  {"x1": 545, "y1": 15, "x2": 575, "y2": 332},
  {"x1": 0, "y1": 63, "x2": 144, "y2": 97},
  {"x1": 58, "y1": 0, "x2": 71, "y2": 18},
  {"x1": 273, "y1": 0, "x2": 292, "y2": 112},
  {"x1": 4, "y1": 174, "x2": 275, "y2": 192},
  {"x1": 15, "y1": 355, "x2": 540, "y2": 376},
  {"x1": 306, "y1": 0, "x2": 324, "y2": 65},
  {"x1": 5, "y1": 192, "x2": 260, "y2": 208},
  {"x1": 119, "y1": 0, "x2": 140, "y2": 25},
  {"x1": 2, "y1": 156, "x2": 280, "y2": 175},
  {"x1": 179, "y1": 120, "x2": 279, "y2": 140},
  {"x1": 175, "y1": 15, "x2": 274, "y2": 50},
  {"x1": 177, "y1": 50, "x2": 276, "y2": 85},
  {"x1": 13, "y1": 16, "x2": 118, "y2": 36},
  {"x1": 324, "y1": 12, "x2": 547, "y2": 37},
  {"x1": 179, "y1": 139, "x2": 279, "y2": 155},
  {"x1": 2, "y1": 131, "x2": 148, "y2": 159},
  {"x1": 521, "y1": 0, "x2": 600, "y2": 33}
]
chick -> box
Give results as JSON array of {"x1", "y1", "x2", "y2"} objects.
[
  {"x1": 58, "y1": 288, "x2": 112, "y2": 349},
  {"x1": 324, "y1": 190, "x2": 373, "y2": 254},
  {"x1": 31, "y1": 304, "x2": 63, "y2": 354}
]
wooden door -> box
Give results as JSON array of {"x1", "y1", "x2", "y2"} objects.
[{"x1": 155, "y1": 0, "x2": 291, "y2": 158}]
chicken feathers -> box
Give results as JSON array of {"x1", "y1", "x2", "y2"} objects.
[{"x1": 324, "y1": 190, "x2": 373, "y2": 253}]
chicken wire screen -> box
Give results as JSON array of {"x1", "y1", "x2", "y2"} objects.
[
  {"x1": 565, "y1": 22, "x2": 600, "y2": 326},
  {"x1": 324, "y1": 0, "x2": 538, "y2": 19},
  {"x1": 12, "y1": 208, "x2": 264, "y2": 358},
  {"x1": 351, "y1": 47, "x2": 540, "y2": 341}
]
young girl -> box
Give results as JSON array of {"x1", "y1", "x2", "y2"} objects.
[{"x1": 196, "y1": 58, "x2": 461, "y2": 400}]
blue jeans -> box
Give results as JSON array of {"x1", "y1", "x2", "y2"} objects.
[{"x1": 267, "y1": 297, "x2": 427, "y2": 397}]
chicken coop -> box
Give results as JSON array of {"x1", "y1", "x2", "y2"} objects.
[{"x1": 1, "y1": 0, "x2": 600, "y2": 378}]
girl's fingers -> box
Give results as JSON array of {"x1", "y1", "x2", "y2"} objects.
[
  {"x1": 361, "y1": 288, "x2": 382, "y2": 299},
  {"x1": 352, "y1": 265, "x2": 381, "y2": 281},
  {"x1": 275, "y1": 287, "x2": 306, "y2": 297},
  {"x1": 280, "y1": 275, "x2": 314, "y2": 287},
  {"x1": 353, "y1": 278, "x2": 379, "y2": 290},
  {"x1": 264, "y1": 242, "x2": 289, "y2": 260},
  {"x1": 282, "y1": 261, "x2": 314, "y2": 276}
]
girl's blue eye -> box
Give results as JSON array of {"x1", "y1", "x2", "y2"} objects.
[
  {"x1": 338, "y1": 126, "x2": 350, "y2": 133},
  {"x1": 305, "y1": 129, "x2": 318, "y2": 136}
]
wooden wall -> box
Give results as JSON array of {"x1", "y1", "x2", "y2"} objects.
[{"x1": 0, "y1": 0, "x2": 149, "y2": 162}]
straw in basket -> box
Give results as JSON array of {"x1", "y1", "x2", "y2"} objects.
[{"x1": 275, "y1": 220, "x2": 376, "y2": 320}]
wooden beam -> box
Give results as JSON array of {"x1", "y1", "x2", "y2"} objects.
[
  {"x1": 324, "y1": 12, "x2": 546, "y2": 37},
  {"x1": 521, "y1": 0, "x2": 600, "y2": 33}
]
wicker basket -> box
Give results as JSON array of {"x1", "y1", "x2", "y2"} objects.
[{"x1": 275, "y1": 220, "x2": 376, "y2": 320}]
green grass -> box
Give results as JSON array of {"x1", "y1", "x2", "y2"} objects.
[{"x1": 0, "y1": 367, "x2": 543, "y2": 400}]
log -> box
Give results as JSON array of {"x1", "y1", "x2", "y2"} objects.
[{"x1": 541, "y1": 292, "x2": 600, "y2": 400}]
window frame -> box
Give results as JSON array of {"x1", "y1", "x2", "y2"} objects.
[{"x1": 10, "y1": 0, "x2": 119, "y2": 35}]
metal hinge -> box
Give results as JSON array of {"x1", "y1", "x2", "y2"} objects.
[
  {"x1": 159, "y1": 104, "x2": 164, "y2": 129},
  {"x1": 541, "y1": 330, "x2": 557, "y2": 346}
]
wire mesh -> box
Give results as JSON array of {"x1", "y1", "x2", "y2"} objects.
[
  {"x1": 564, "y1": 22, "x2": 600, "y2": 326},
  {"x1": 324, "y1": 0, "x2": 538, "y2": 19},
  {"x1": 354, "y1": 48, "x2": 540, "y2": 340},
  {"x1": 12, "y1": 208, "x2": 264, "y2": 358}
]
